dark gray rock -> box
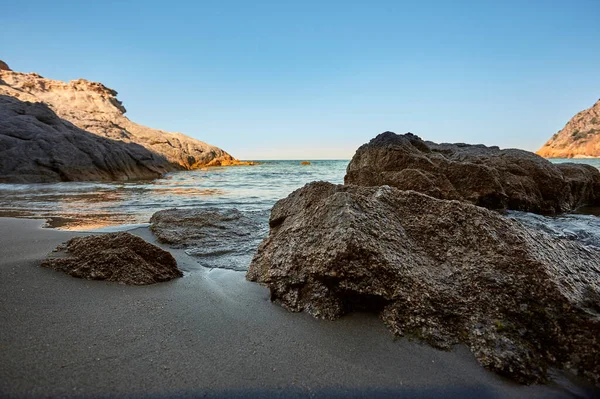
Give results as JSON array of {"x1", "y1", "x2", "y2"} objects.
[
  {"x1": 0, "y1": 68, "x2": 250, "y2": 173},
  {"x1": 247, "y1": 181, "x2": 600, "y2": 384},
  {"x1": 150, "y1": 208, "x2": 269, "y2": 271},
  {"x1": 42, "y1": 232, "x2": 181, "y2": 285},
  {"x1": 0, "y1": 95, "x2": 170, "y2": 183},
  {"x1": 344, "y1": 132, "x2": 600, "y2": 214}
]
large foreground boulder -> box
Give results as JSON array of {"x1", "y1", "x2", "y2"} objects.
[
  {"x1": 247, "y1": 182, "x2": 600, "y2": 384},
  {"x1": 150, "y1": 208, "x2": 268, "y2": 271},
  {"x1": 42, "y1": 232, "x2": 181, "y2": 285},
  {"x1": 345, "y1": 132, "x2": 600, "y2": 214}
]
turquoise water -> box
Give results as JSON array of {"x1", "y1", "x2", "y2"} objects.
[
  {"x1": 0, "y1": 160, "x2": 349, "y2": 230},
  {"x1": 548, "y1": 158, "x2": 600, "y2": 168}
]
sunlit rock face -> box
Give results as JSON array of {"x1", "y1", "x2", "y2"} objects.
[
  {"x1": 345, "y1": 132, "x2": 600, "y2": 215},
  {"x1": 248, "y1": 181, "x2": 600, "y2": 385},
  {"x1": 0, "y1": 63, "x2": 249, "y2": 180},
  {"x1": 537, "y1": 99, "x2": 600, "y2": 158}
]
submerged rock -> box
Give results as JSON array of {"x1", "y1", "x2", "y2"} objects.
[
  {"x1": 247, "y1": 181, "x2": 600, "y2": 384},
  {"x1": 150, "y1": 208, "x2": 269, "y2": 271},
  {"x1": 42, "y1": 232, "x2": 181, "y2": 285},
  {"x1": 345, "y1": 132, "x2": 600, "y2": 214}
]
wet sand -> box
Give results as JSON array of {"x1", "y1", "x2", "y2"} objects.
[{"x1": 0, "y1": 217, "x2": 597, "y2": 398}]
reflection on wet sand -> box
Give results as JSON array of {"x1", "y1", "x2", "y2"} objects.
[
  {"x1": 0, "y1": 184, "x2": 229, "y2": 230},
  {"x1": 44, "y1": 215, "x2": 142, "y2": 231}
]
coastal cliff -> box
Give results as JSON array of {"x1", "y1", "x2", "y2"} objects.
[
  {"x1": 0, "y1": 60, "x2": 248, "y2": 183},
  {"x1": 537, "y1": 99, "x2": 600, "y2": 158},
  {"x1": 0, "y1": 95, "x2": 170, "y2": 183}
]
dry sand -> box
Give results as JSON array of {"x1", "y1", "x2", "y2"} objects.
[{"x1": 0, "y1": 217, "x2": 597, "y2": 398}]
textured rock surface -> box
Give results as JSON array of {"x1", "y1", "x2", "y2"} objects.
[
  {"x1": 537, "y1": 99, "x2": 600, "y2": 158},
  {"x1": 0, "y1": 95, "x2": 169, "y2": 183},
  {"x1": 248, "y1": 181, "x2": 600, "y2": 384},
  {"x1": 345, "y1": 132, "x2": 600, "y2": 214},
  {"x1": 150, "y1": 208, "x2": 268, "y2": 271},
  {"x1": 42, "y1": 232, "x2": 181, "y2": 285},
  {"x1": 0, "y1": 60, "x2": 10, "y2": 71},
  {"x1": 0, "y1": 65, "x2": 250, "y2": 182}
]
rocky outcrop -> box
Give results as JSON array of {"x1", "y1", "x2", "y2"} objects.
[
  {"x1": 42, "y1": 232, "x2": 181, "y2": 285},
  {"x1": 344, "y1": 132, "x2": 600, "y2": 214},
  {"x1": 247, "y1": 181, "x2": 600, "y2": 384},
  {"x1": 537, "y1": 99, "x2": 600, "y2": 158},
  {"x1": 0, "y1": 65, "x2": 251, "y2": 182},
  {"x1": 150, "y1": 208, "x2": 268, "y2": 271},
  {"x1": 0, "y1": 60, "x2": 10, "y2": 71},
  {"x1": 0, "y1": 95, "x2": 169, "y2": 183}
]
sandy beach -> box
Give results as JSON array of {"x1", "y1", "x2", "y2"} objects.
[{"x1": 0, "y1": 217, "x2": 597, "y2": 398}]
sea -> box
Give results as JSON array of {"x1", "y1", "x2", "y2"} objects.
[
  {"x1": 2, "y1": 158, "x2": 600, "y2": 270},
  {"x1": 0, "y1": 160, "x2": 349, "y2": 231}
]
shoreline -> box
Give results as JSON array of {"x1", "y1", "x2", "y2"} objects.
[{"x1": 0, "y1": 217, "x2": 597, "y2": 398}]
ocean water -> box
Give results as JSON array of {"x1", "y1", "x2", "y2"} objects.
[
  {"x1": 0, "y1": 160, "x2": 349, "y2": 231},
  {"x1": 2, "y1": 157, "x2": 600, "y2": 271}
]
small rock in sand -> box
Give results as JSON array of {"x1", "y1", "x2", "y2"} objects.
[{"x1": 42, "y1": 232, "x2": 181, "y2": 285}]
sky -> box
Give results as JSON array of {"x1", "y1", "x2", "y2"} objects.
[{"x1": 1, "y1": 0, "x2": 599, "y2": 160}]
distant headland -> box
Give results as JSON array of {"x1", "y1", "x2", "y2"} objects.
[
  {"x1": 537, "y1": 99, "x2": 600, "y2": 158},
  {"x1": 0, "y1": 60, "x2": 252, "y2": 183}
]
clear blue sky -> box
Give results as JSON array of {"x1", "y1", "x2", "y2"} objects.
[{"x1": 2, "y1": 0, "x2": 599, "y2": 159}]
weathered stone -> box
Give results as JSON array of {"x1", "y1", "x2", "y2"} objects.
[
  {"x1": 247, "y1": 181, "x2": 600, "y2": 384},
  {"x1": 0, "y1": 60, "x2": 10, "y2": 71},
  {"x1": 0, "y1": 65, "x2": 252, "y2": 183},
  {"x1": 0, "y1": 95, "x2": 169, "y2": 183},
  {"x1": 42, "y1": 232, "x2": 181, "y2": 285},
  {"x1": 150, "y1": 208, "x2": 268, "y2": 271},
  {"x1": 344, "y1": 132, "x2": 600, "y2": 215},
  {"x1": 537, "y1": 99, "x2": 600, "y2": 158}
]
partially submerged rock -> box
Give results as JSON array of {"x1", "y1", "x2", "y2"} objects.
[
  {"x1": 150, "y1": 208, "x2": 268, "y2": 271},
  {"x1": 42, "y1": 232, "x2": 181, "y2": 285},
  {"x1": 247, "y1": 181, "x2": 600, "y2": 384},
  {"x1": 345, "y1": 132, "x2": 600, "y2": 214}
]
